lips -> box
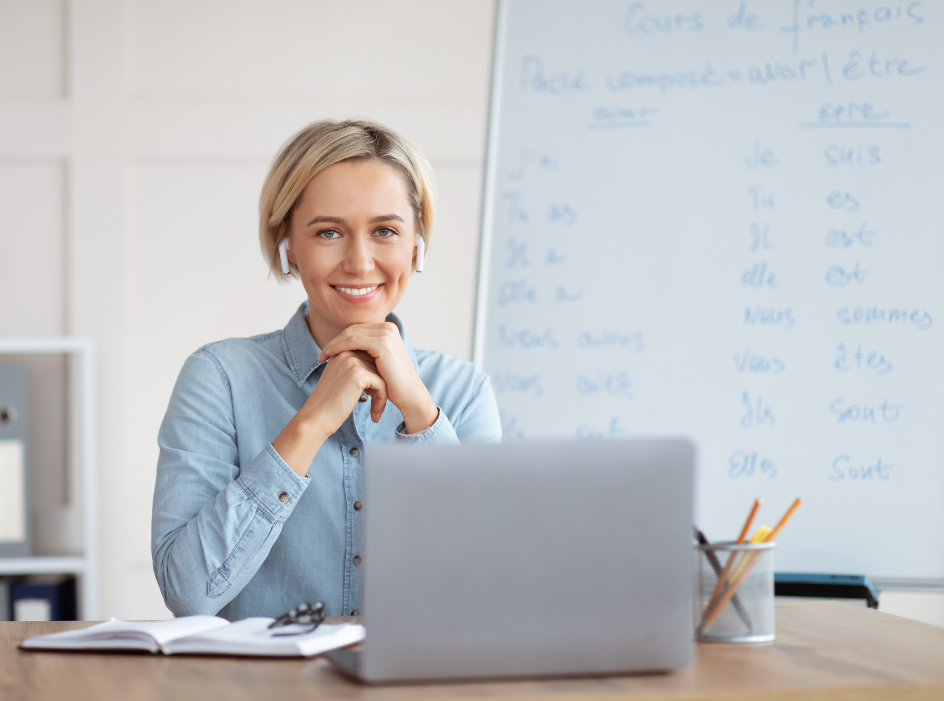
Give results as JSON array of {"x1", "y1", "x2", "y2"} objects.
[
  {"x1": 330, "y1": 283, "x2": 384, "y2": 303},
  {"x1": 332, "y1": 285, "x2": 379, "y2": 296}
]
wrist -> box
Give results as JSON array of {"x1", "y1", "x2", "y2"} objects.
[
  {"x1": 273, "y1": 410, "x2": 332, "y2": 477},
  {"x1": 401, "y1": 399, "x2": 439, "y2": 435},
  {"x1": 295, "y1": 407, "x2": 333, "y2": 445}
]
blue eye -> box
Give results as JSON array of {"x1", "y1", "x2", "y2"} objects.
[
  {"x1": 375, "y1": 227, "x2": 397, "y2": 238},
  {"x1": 319, "y1": 229, "x2": 341, "y2": 239}
]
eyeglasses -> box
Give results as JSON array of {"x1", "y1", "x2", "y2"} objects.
[{"x1": 267, "y1": 601, "x2": 326, "y2": 636}]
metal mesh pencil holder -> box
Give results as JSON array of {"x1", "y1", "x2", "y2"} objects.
[{"x1": 694, "y1": 541, "x2": 775, "y2": 643}]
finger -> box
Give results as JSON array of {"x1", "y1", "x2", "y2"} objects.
[
  {"x1": 319, "y1": 324, "x2": 387, "y2": 352},
  {"x1": 319, "y1": 334, "x2": 384, "y2": 361},
  {"x1": 368, "y1": 392, "x2": 386, "y2": 422},
  {"x1": 351, "y1": 350, "x2": 377, "y2": 370},
  {"x1": 327, "y1": 350, "x2": 377, "y2": 378},
  {"x1": 317, "y1": 328, "x2": 355, "y2": 361},
  {"x1": 318, "y1": 324, "x2": 400, "y2": 361},
  {"x1": 339, "y1": 350, "x2": 377, "y2": 375},
  {"x1": 364, "y1": 375, "x2": 388, "y2": 423}
]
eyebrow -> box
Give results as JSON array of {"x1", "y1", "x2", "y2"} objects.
[{"x1": 305, "y1": 214, "x2": 405, "y2": 226}]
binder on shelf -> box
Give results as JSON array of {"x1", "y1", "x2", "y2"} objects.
[
  {"x1": 0, "y1": 363, "x2": 28, "y2": 557},
  {"x1": 9, "y1": 575, "x2": 77, "y2": 621},
  {"x1": 0, "y1": 578, "x2": 10, "y2": 621}
]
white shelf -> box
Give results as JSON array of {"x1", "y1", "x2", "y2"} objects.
[
  {"x1": 0, "y1": 556, "x2": 87, "y2": 576},
  {"x1": 0, "y1": 337, "x2": 93, "y2": 354},
  {"x1": 0, "y1": 337, "x2": 98, "y2": 618}
]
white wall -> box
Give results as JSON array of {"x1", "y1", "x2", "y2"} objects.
[
  {"x1": 0, "y1": 0, "x2": 495, "y2": 619},
  {"x1": 880, "y1": 592, "x2": 944, "y2": 628}
]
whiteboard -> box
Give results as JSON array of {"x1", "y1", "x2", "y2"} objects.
[{"x1": 474, "y1": 0, "x2": 944, "y2": 582}]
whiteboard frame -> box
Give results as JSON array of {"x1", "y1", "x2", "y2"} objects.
[
  {"x1": 470, "y1": 0, "x2": 944, "y2": 594},
  {"x1": 472, "y1": 0, "x2": 510, "y2": 367}
]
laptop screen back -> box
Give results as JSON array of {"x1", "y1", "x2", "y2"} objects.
[{"x1": 362, "y1": 439, "x2": 695, "y2": 682}]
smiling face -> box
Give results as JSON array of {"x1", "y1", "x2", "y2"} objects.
[{"x1": 286, "y1": 159, "x2": 419, "y2": 348}]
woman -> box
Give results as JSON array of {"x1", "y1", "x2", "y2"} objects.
[{"x1": 151, "y1": 120, "x2": 502, "y2": 619}]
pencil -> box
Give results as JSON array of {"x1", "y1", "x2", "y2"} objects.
[
  {"x1": 701, "y1": 499, "x2": 802, "y2": 629},
  {"x1": 765, "y1": 498, "x2": 801, "y2": 542},
  {"x1": 701, "y1": 499, "x2": 761, "y2": 626},
  {"x1": 701, "y1": 546, "x2": 763, "y2": 628},
  {"x1": 695, "y1": 527, "x2": 752, "y2": 630},
  {"x1": 737, "y1": 499, "x2": 762, "y2": 543}
]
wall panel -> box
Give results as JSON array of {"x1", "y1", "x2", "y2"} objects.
[
  {"x1": 128, "y1": 0, "x2": 493, "y2": 101},
  {"x1": 0, "y1": 0, "x2": 65, "y2": 99},
  {"x1": 127, "y1": 101, "x2": 487, "y2": 164},
  {"x1": 0, "y1": 163, "x2": 66, "y2": 335}
]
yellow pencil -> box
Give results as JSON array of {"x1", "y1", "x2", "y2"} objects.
[{"x1": 729, "y1": 526, "x2": 771, "y2": 582}]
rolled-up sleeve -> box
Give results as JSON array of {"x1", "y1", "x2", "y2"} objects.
[
  {"x1": 151, "y1": 350, "x2": 309, "y2": 616},
  {"x1": 395, "y1": 408, "x2": 458, "y2": 445},
  {"x1": 395, "y1": 369, "x2": 502, "y2": 445}
]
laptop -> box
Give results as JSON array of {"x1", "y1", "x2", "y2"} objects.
[{"x1": 325, "y1": 438, "x2": 695, "y2": 683}]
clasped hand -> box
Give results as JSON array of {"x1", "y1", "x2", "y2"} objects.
[
  {"x1": 274, "y1": 323, "x2": 438, "y2": 477},
  {"x1": 314, "y1": 322, "x2": 438, "y2": 436},
  {"x1": 272, "y1": 323, "x2": 439, "y2": 476}
]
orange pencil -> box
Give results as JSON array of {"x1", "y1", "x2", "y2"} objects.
[
  {"x1": 737, "y1": 499, "x2": 762, "y2": 543},
  {"x1": 700, "y1": 499, "x2": 761, "y2": 627},
  {"x1": 765, "y1": 498, "x2": 801, "y2": 542},
  {"x1": 702, "y1": 548, "x2": 764, "y2": 628}
]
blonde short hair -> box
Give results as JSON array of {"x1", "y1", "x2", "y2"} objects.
[{"x1": 259, "y1": 119, "x2": 436, "y2": 280}]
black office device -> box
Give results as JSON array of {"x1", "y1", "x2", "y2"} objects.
[{"x1": 775, "y1": 573, "x2": 879, "y2": 609}]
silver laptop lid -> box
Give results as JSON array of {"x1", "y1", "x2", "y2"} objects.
[{"x1": 361, "y1": 439, "x2": 695, "y2": 682}]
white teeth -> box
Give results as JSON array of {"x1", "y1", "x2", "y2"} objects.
[{"x1": 335, "y1": 285, "x2": 378, "y2": 296}]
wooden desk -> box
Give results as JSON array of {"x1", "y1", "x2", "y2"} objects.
[{"x1": 3, "y1": 601, "x2": 944, "y2": 701}]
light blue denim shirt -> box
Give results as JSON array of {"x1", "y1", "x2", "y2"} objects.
[{"x1": 152, "y1": 302, "x2": 501, "y2": 619}]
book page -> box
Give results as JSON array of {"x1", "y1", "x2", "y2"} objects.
[
  {"x1": 163, "y1": 618, "x2": 366, "y2": 656},
  {"x1": 21, "y1": 615, "x2": 229, "y2": 652},
  {"x1": 128, "y1": 616, "x2": 230, "y2": 645}
]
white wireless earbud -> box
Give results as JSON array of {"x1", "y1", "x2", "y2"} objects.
[
  {"x1": 279, "y1": 238, "x2": 290, "y2": 275},
  {"x1": 415, "y1": 235, "x2": 425, "y2": 273}
]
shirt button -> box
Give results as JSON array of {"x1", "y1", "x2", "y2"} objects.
[
  {"x1": 351, "y1": 610, "x2": 359, "y2": 616},
  {"x1": 358, "y1": 393, "x2": 368, "y2": 402},
  {"x1": 353, "y1": 556, "x2": 362, "y2": 565},
  {"x1": 278, "y1": 492, "x2": 289, "y2": 502},
  {"x1": 349, "y1": 447, "x2": 359, "y2": 457},
  {"x1": 353, "y1": 501, "x2": 363, "y2": 511}
]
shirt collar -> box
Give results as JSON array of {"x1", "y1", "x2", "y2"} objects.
[{"x1": 281, "y1": 301, "x2": 418, "y2": 388}]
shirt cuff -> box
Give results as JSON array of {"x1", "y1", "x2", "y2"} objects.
[
  {"x1": 235, "y1": 443, "x2": 310, "y2": 523},
  {"x1": 395, "y1": 407, "x2": 460, "y2": 445}
]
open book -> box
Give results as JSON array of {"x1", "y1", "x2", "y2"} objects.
[{"x1": 21, "y1": 615, "x2": 365, "y2": 657}]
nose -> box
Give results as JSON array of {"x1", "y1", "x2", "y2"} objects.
[{"x1": 342, "y1": 233, "x2": 375, "y2": 276}]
